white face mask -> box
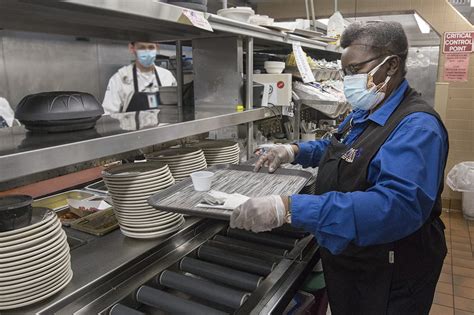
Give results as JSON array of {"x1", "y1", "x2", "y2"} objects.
[{"x1": 343, "y1": 55, "x2": 394, "y2": 111}]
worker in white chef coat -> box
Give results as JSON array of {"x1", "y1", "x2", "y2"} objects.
[
  {"x1": 0, "y1": 97, "x2": 15, "y2": 128},
  {"x1": 102, "y1": 41, "x2": 177, "y2": 114}
]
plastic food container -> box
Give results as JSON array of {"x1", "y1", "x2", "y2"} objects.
[
  {"x1": 71, "y1": 207, "x2": 118, "y2": 236},
  {"x1": 264, "y1": 61, "x2": 285, "y2": 74},
  {"x1": 0, "y1": 195, "x2": 33, "y2": 232},
  {"x1": 190, "y1": 171, "x2": 214, "y2": 191}
]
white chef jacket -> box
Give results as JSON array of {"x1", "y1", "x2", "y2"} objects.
[
  {"x1": 102, "y1": 64, "x2": 177, "y2": 114},
  {"x1": 0, "y1": 97, "x2": 15, "y2": 127}
]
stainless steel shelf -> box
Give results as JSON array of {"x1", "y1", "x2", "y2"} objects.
[
  {"x1": 0, "y1": 109, "x2": 275, "y2": 182},
  {"x1": 0, "y1": 0, "x2": 340, "y2": 53}
]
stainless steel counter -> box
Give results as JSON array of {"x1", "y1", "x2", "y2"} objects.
[{"x1": 3, "y1": 217, "x2": 203, "y2": 315}]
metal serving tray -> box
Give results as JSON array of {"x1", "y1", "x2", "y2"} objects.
[
  {"x1": 32, "y1": 190, "x2": 97, "y2": 211},
  {"x1": 148, "y1": 164, "x2": 312, "y2": 220}
]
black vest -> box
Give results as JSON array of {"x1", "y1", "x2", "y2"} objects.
[{"x1": 314, "y1": 87, "x2": 449, "y2": 315}]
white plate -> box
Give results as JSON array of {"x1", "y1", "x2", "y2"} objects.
[
  {"x1": 204, "y1": 152, "x2": 239, "y2": 160},
  {"x1": 171, "y1": 165, "x2": 208, "y2": 176},
  {"x1": 0, "y1": 254, "x2": 69, "y2": 289},
  {"x1": 0, "y1": 243, "x2": 69, "y2": 281},
  {"x1": 146, "y1": 148, "x2": 203, "y2": 159},
  {"x1": 0, "y1": 233, "x2": 68, "y2": 270},
  {"x1": 108, "y1": 181, "x2": 174, "y2": 197},
  {"x1": 162, "y1": 156, "x2": 207, "y2": 167},
  {"x1": 202, "y1": 149, "x2": 239, "y2": 155},
  {"x1": 0, "y1": 231, "x2": 65, "y2": 263},
  {"x1": 0, "y1": 241, "x2": 68, "y2": 274},
  {"x1": 0, "y1": 253, "x2": 70, "y2": 289},
  {"x1": 103, "y1": 168, "x2": 172, "y2": 183},
  {"x1": 103, "y1": 167, "x2": 171, "y2": 182},
  {"x1": 115, "y1": 214, "x2": 179, "y2": 225},
  {"x1": 0, "y1": 219, "x2": 61, "y2": 252},
  {"x1": 120, "y1": 219, "x2": 184, "y2": 239},
  {"x1": 0, "y1": 270, "x2": 72, "y2": 310},
  {"x1": 120, "y1": 217, "x2": 183, "y2": 232},
  {"x1": 0, "y1": 263, "x2": 70, "y2": 299},
  {"x1": 191, "y1": 140, "x2": 239, "y2": 150},
  {"x1": 102, "y1": 162, "x2": 169, "y2": 178},
  {"x1": 114, "y1": 207, "x2": 173, "y2": 216},
  {"x1": 117, "y1": 213, "x2": 181, "y2": 226},
  {"x1": 207, "y1": 155, "x2": 240, "y2": 162},
  {"x1": 104, "y1": 176, "x2": 174, "y2": 191},
  {"x1": 203, "y1": 146, "x2": 239, "y2": 153},
  {"x1": 170, "y1": 159, "x2": 206, "y2": 174},
  {"x1": 113, "y1": 204, "x2": 158, "y2": 211},
  {"x1": 0, "y1": 209, "x2": 55, "y2": 240}
]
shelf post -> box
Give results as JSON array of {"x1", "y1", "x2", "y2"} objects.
[
  {"x1": 246, "y1": 37, "x2": 254, "y2": 160},
  {"x1": 176, "y1": 40, "x2": 184, "y2": 122}
]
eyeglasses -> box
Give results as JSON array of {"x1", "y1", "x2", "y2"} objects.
[{"x1": 340, "y1": 54, "x2": 386, "y2": 78}]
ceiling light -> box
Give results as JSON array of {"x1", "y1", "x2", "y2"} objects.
[
  {"x1": 471, "y1": 0, "x2": 474, "y2": 7},
  {"x1": 414, "y1": 13, "x2": 431, "y2": 34}
]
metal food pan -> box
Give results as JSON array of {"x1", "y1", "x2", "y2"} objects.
[
  {"x1": 148, "y1": 164, "x2": 312, "y2": 220},
  {"x1": 32, "y1": 190, "x2": 97, "y2": 211}
]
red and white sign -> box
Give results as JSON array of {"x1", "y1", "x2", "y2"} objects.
[
  {"x1": 443, "y1": 32, "x2": 474, "y2": 54},
  {"x1": 443, "y1": 53, "x2": 470, "y2": 82}
]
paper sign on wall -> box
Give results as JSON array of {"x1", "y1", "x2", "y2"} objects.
[
  {"x1": 292, "y1": 42, "x2": 315, "y2": 83},
  {"x1": 443, "y1": 53, "x2": 470, "y2": 82},
  {"x1": 178, "y1": 9, "x2": 213, "y2": 32},
  {"x1": 443, "y1": 31, "x2": 473, "y2": 54}
]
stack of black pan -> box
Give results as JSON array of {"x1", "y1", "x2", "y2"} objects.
[{"x1": 110, "y1": 227, "x2": 308, "y2": 315}]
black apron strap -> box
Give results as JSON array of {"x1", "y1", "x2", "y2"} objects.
[{"x1": 132, "y1": 64, "x2": 139, "y2": 93}]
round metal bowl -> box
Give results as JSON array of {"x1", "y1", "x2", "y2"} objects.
[{"x1": 0, "y1": 195, "x2": 33, "y2": 232}]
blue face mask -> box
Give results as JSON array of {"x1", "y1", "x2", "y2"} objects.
[
  {"x1": 136, "y1": 49, "x2": 157, "y2": 68},
  {"x1": 343, "y1": 55, "x2": 393, "y2": 111}
]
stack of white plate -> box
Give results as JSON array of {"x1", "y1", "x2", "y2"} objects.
[
  {"x1": 102, "y1": 162, "x2": 184, "y2": 239},
  {"x1": 0, "y1": 208, "x2": 73, "y2": 310},
  {"x1": 146, "y1": 148, "x2": 207, "y2": 181},
  {"x1": 192, "y1": 140, "x2": 240, "y2": 166}
]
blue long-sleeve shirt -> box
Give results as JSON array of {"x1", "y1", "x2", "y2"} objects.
[{"x1": 291, "y1": 80, "x2": 448, "y2": 255}]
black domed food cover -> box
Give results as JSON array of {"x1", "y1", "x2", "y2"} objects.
[{"x1": 15, "y1": 91, "x2": 104, "y2": 132}]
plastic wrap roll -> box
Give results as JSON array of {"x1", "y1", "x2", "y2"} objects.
[
  {"x1": 180, "y1": 257, "x2": 263, "y2": 291},
  {"x1": 213, "y1": 235, "x2": 288, "y2": 256},
  {"x1": 207, "y1": 240, "x2": 282, "y2": 263},
  {"x1": 197, "y1": 244, "x2": 275, "y2": 276},
  {"x1": 227, "y1": 228, "x2": 298, "y2": 250},
  {"x1": 136, "y1": 285, "x2": 227, "y2": 315},
  {"x1": 109, "y1": 304, "x2": 145, "y2": 315},
  {"x1": 158, "y1": 270, "x2": 249, "y2": 309}
]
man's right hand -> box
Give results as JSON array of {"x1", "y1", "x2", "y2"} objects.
[{"x1": 254, "y1": 144, "x2": 298, "y2": 173}]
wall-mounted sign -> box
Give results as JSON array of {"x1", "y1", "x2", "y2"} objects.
[
  {"x1": 443, "y1": 53, "x2": 470, "y2": 82},
  {"x1": 443, "y1": 31, "x2": 473, "y2": 53}
]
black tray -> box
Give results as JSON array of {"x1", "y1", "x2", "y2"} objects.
[{"x1": 148, "y1": 164, "x2": 312, "y2": 220}]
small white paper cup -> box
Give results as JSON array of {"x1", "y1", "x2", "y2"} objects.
[{"x1": 190, "y1": 171, "x2": 214, "y2": 192}]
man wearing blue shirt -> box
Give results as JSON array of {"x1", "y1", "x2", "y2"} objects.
[{"x1": 231, "y1": 21, "x2": 448, "y2": 315}]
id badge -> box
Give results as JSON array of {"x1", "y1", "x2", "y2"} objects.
[{"x1": 147, "y1": 94, "x2": 158, "y2": 108}]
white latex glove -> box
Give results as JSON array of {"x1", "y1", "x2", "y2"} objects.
[
  {"x1": 230, "y1": 195, "x2": 287, "y2": 233},
  {"x1": 254, "y1": 145, "x2": 296, "y2": 173}
]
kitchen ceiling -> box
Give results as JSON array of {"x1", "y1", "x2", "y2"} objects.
[{"x1": 345, "y1": 14, "x2": 440, "y2": 46}]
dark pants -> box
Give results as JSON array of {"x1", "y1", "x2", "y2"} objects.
[
  {"x1": 387, "y1": 253, "x2": 444, "y2": 315},
  {"x1": 324, "y1": 219, "x2": 447, "y2": 315}
]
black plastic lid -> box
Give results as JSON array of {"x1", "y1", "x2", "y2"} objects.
[
  {"x1": 15, "y1": 91, "x2": 104, "y2": 121},
  {"x1": 0, "y1": 195, "x2": 33, "y2": 211}
]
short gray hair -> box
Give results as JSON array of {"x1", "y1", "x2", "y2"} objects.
[{"x1": 340, "y1": 21, "x2": 409, "y2": 75}]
